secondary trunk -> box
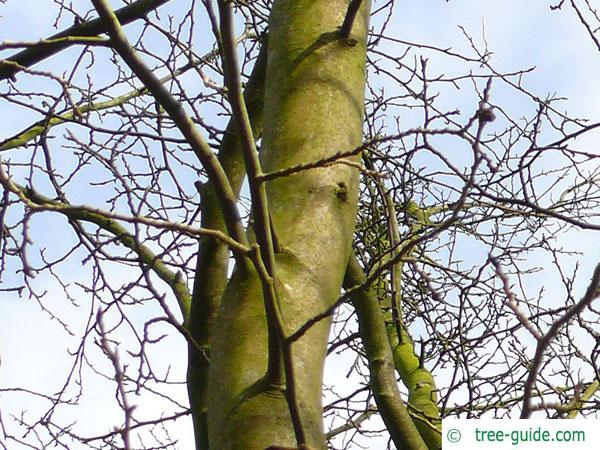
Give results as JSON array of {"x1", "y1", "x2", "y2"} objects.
[{"x1": 205, "y1": 1, "x2": 371, "y2": 448}]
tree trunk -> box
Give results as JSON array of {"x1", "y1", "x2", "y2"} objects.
[{"x1": 204, "y1": 1, "x2": 371, "y2": 448}]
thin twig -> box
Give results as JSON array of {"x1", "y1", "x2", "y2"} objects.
[
  {"x1": 0, "y1": 0, "x2": 173, "y2": 81},
  {"x1": 97, "y1": 311, "x2": 134, "y2": 450},
  {"x1": 490, "y1": 257, "x2": 543, "y2": 341},
  {"x1": 521, "y1": 262, "x2": 600, "y2": 417},
  {"x1": 90, "y1": 0, "x2": 249, "y2": 264}
]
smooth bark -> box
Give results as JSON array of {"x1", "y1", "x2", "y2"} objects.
[
  {"x1": 206, "y1": 1, "x2": 371, "y2": 448},
  {"x1": 345, "y1": 254, "x2": 429, "y2": 450},
  {"x1": 187, "y1": 41, "x2": 268, "y2": 450}
]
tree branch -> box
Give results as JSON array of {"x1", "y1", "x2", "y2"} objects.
[
  {"x1": 97, "y1": 311, "x2": 133, "y2": 450},
  {"x1": 0, "y1": 173, "x2": 256, "y2": 319},
  {"x1": 186, "y1": 34, "x2": 268, "y2": 450},
  {"x1": 0, "y1": 0, "x2": 173, "y2": 81},
  {"x1": 566, "y1": 380, "x2": 600, "y2": 418},
  {"x1": 344, "y1": 253, "x2": 430, "y2": 450},
  {"x1": 89, "y1": 0, "x2": 249, "y2": 263},
  {"x1": 0, "y1": 35, "x2": 241, "y2": 151},
  {"x1": 521, "y1": 262, "x2": 600, "y2": 418},
  {"x1": 217, "y1": 0, "x2": 286, "y2": 388},
  {"x1": 339, "y1": 0, "x2": 364, "y2": 41}
]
